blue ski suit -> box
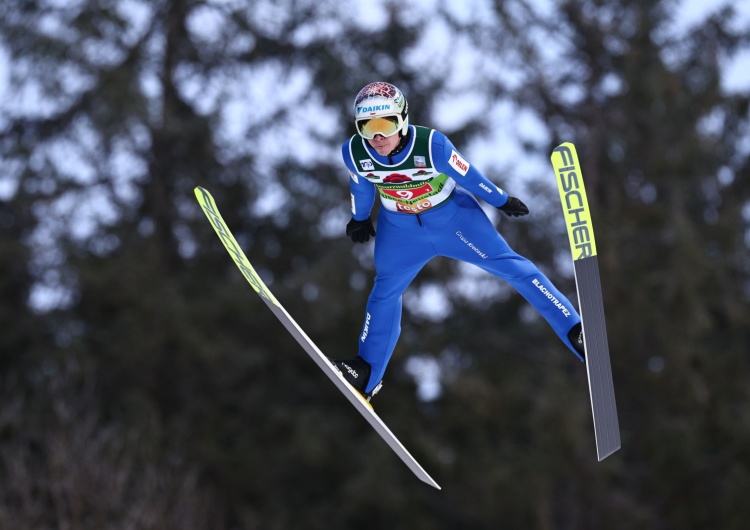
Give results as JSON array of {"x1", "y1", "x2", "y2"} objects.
[{"x1": 343, "y1": 125, "x2": 582, "y2": 393}]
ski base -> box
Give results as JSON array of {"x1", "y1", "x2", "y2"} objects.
[{"x1": 575, "y1": 256, "x2": 621, "y2": 460}]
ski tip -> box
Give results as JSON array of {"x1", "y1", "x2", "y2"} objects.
[{"x1": 194, "y1": 186, "x2": 210, "y2": 202}]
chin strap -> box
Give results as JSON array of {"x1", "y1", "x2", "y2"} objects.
[{"x1": 387, "y1": 127, "x2": 412, "y2": 157}]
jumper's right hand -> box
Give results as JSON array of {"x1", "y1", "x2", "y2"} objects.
[
  {"x1": 498, "y1": 196, "x2": 529, "y2": 217},
  {"x1": 346, "y1": 217, "x2": 376, "y2": 243}
]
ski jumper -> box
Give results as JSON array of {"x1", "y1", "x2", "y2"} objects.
[{"x1": 343, "y1": 125, "x2": 582, "y2": 393}]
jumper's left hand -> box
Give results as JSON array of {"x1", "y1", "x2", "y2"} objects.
[{"x1": 498, "y1": 197, "x2": 529, "y2": 217}]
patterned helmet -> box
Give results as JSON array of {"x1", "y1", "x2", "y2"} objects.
[{"x1": 353, "y1": 82, "x2": 409, "y2": 139}]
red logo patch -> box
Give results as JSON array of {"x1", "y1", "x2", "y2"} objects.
[
  {"x1": 451, "y1": 153, "x2": 468, "y2": 173},
  {"x1": 383, "y1": 173, "x2": 412, "y2": 183}
]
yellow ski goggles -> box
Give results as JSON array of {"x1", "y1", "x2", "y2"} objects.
[{"x1": 356, "y1": 114, "x2": 403, "y2": 139}]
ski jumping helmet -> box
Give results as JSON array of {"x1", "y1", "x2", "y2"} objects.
[{"x1": 353, "y1": 82, "x2": 409, "y2": 139}]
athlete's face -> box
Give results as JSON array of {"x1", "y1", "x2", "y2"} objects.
[{"x1": 367, "y1": 133, "x2": 400, "y2": 156}]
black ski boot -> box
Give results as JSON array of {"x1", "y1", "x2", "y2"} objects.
[
  {"x1": 567, "y1": 322, "x2": 585, "y2": 360},
  {"x1": 330, "y1": 356, "x2": 383, "y2": 401}
]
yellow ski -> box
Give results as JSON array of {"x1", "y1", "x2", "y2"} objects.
[
  {"x1": 194, "y1": 186, "x2": 440, "y2": 488},
  {"x1": 551, "y1": 143, "x2": 621, "y2": 461}
]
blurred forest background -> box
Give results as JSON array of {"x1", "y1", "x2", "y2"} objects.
[{"x1": 1, "y1": 0, "x2": 749, "y2": 528}]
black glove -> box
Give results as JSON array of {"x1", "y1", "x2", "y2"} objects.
[
  {"x1": 346, "y1": 217, "x2": 376, "y2": 243},
  {"x1": 498, "y1": 197, "x2": 529, "y2": 217}
]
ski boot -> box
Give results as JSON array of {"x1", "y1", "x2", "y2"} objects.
[
  {"x1": 330, "y1": 356, "x2": 383, "y2": 402},
  {"x1": 567, "y1": 322, "x2": 585, "y2": 360}
]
